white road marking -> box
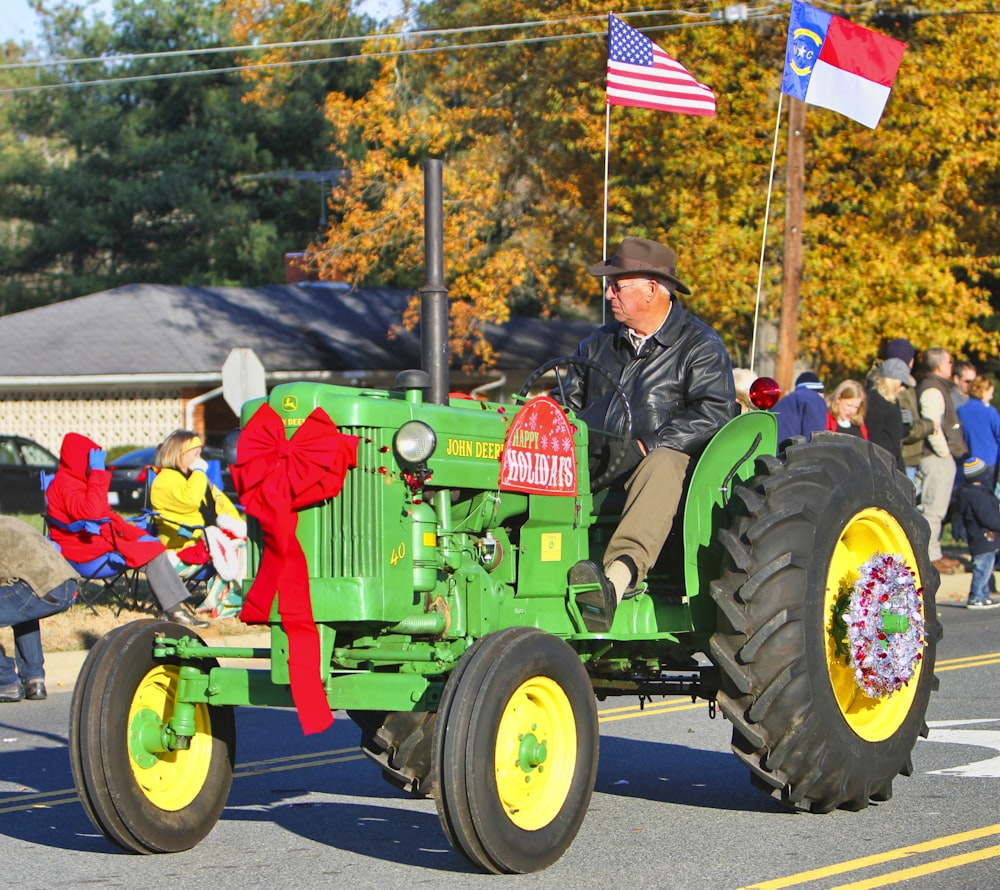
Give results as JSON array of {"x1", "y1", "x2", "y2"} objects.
[{"x1": 924, "y1": 719, "x2": 1000, "y2": 777}]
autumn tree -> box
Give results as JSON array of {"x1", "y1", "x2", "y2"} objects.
[
  {"x1": 204, "y1": 2, "x2": 1000, "y2": 378},
  {"x1": 5, "y1": 0, "x2": 1000, "y2": 375},
  {"x1": 0, "y1": 0, "x2": 344, "y2": 308}
]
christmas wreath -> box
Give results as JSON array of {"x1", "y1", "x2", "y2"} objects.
[{"x1": 833, "y1": 553, "x2": 926, "y2": 699}]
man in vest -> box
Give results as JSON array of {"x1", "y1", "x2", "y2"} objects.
[{"x1": 916, "y1": 348, "x2": 967, "y2": 575}]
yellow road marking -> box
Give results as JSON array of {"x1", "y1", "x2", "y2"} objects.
[
  {"x1": 737, "y1": 822, "x2": 1000, "y2": 889},
  {"x1": 934, "y1": 652, "x2": 1000, "y2": 673},
  {"x1": 826, "y1": 843, "x2": 1000, "y2": 889},
  {"x1": 936, "y1": 651, "x2": 1000, "y2": 667},
  {"x1": 235, "y1": 753, "x2": 365, "y2": 778},
  {"x1": 599, "y1": 700, "x2": 703, "y2": 723},
  {"x1": 0, "y1": 796, "x2": 79, "y2": 814},
  {"x1": 0, "y1": 749, "x2": 364, "y2": 814},
  {"x1": 237, "y1": 746, "x2": 357, "y2": 768}
]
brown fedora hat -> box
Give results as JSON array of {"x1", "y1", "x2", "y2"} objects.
[{"x1": 588, "y1": 235, "x2": 691, "y2": 295}]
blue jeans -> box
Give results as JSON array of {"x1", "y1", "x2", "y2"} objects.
[
  {"x1": 0, "y1": 579, "x2": 77, "y2": 685},
  {"x1": 969, "y1": 551, "x2": 999, "y2": 604}
]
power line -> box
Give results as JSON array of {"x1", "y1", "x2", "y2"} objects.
[
  {"x1": 1, "y1": 4, "x2": 978, "y2": 98},
  {"x1": 0, "y1": 7, "x2": 782, "y2": 96},
  {"x1": 1, "y1": 14, "x2": 608, "y2": 71}
]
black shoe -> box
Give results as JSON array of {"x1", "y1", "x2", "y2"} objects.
[
  {"x1": 569, "y1": 560, "x2": 617, "y2": 633},
  {"x1": 24, "y1": 679, "x2": 47, "y2": 701},
  {"x1": 0, "y1": 681, "x2": 25, "y2": 703},
  {"x1": 162, "y1": 604, "x2": 211, "y2": 628}
]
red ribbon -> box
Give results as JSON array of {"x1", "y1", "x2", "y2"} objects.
[{"x1": 232, "y1": 404, "x2": 359, "y2": 734}]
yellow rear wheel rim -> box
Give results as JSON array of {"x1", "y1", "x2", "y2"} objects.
[
  {"x1": 826, "y1": 507, "x2": 924, "y2": 742},
  {"x1": 494, "y1": 676, "x2": 577, "y2": 831},
  {"x1": 128, "y1": 665, "x2": 213, "y2": 811}
]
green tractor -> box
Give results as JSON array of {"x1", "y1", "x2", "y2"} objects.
[{"x1": 70, "y1": 163, "x2": 940, "y2": 874}]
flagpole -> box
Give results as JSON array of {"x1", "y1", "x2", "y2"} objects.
[
  {"x1": 749, "y1": 91, "x2": 785, "y2": 376},
  {"x1": 602, "y1": 102, "x2": 611, "y2": 326}
]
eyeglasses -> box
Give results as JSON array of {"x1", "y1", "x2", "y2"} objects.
[{"x1": 607, "y1": 278, "x2": 649, "y2": 296}]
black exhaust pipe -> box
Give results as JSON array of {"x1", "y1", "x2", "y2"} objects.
[{"x1": 420, "y1": 159, "x2": 449, "y2": 405}]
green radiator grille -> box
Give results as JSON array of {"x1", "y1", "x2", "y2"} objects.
[{"x1": 328, "y1": 427, "x2": 382, "y2": 578}]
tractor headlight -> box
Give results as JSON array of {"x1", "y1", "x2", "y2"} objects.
[{"x1": 394, "y1": 421, "x2": 437, "y2": 464}]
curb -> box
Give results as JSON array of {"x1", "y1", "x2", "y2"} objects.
[{"x1": 935, "y1": 568, "x2": 974, "y2": 607}]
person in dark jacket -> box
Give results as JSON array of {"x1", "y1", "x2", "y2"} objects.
[
  {"x1": 773, "y1": 371, "x2": 827, "y2": 447},
  {"x1": 0, "y1": 515, "x2": 79, "y2": 702},
  {"x1": 46, "y1": 432, "x2": 208, "y2": 627},
  {"x1": 557, "y1": 235, "x2": 737, "y2": 631},
  {"x1": 865, "y1": 358, "x2": 913, "y2": 473},
  {"x1": 952, "y1": 457, "x2": 1000, "y2": 608}
]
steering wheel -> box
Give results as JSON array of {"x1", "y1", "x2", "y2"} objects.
[{"x1": 519, "y1": 356, "x2": 633, "y2": 491}]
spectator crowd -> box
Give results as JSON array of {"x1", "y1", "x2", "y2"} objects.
[{"x1": 771, "y1": 338, "x2": 1000, "y2": 608}]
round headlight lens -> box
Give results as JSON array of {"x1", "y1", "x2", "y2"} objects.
[{"x1": 394, "y1": 421, "x2": 437, "y2": 464}]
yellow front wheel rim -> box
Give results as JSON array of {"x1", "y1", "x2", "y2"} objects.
[
  {"x1": 494, "y1": 676, "x2": 577, "y2": 831},
  {"x1": 826, "y1": 508, "x2": 925, "y2": 742},
  {"x1": 128, "y1": 665, "x2": 213, "y2": 811}
]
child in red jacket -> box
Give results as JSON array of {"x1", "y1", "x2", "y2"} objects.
[{"x1": 46, "y1": 432, "x2": 208, "y2": 627}]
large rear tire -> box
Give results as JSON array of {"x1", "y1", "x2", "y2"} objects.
[
  {"x1": 432, "y1": 627, "x2": 598, "y2": 873},
  {"x1": 710, "y1": 433, "x2": 941, "y2": 812},
  {"x1": 70, "y1": 619, "x2": 236, "y2": 852}
]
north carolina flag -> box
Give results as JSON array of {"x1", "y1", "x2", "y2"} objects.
[
  {"x1": 781, "y1": 0, "x2": 906, "y2": 128},
  {"x1": 606, "y1": 14, "x2": 716, "y2": 117}
]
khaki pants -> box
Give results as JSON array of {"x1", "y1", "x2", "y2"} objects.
[
  {"x1": 916, "y1": 452, "x2": 956, "y2": 562},
  {"x1": 603, "y1": 447, "x2": 691, "y2": 582}
]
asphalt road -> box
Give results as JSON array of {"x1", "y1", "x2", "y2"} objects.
[{"x1": 2, "y1": 600, "x2": 1000, "y2": 890}]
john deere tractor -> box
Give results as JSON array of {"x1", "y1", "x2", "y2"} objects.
[{"x1": 70, "y1": 162, "x2": 940, "y2": 874}]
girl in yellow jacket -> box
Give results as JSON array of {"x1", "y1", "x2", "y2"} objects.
[{"x1": 150, "y1": 430, "x2": 246, "y2": 618}]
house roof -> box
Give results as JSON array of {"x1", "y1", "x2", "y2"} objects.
[{"x1": 0, "y1": 283, "x2": 596, "y2": 384}]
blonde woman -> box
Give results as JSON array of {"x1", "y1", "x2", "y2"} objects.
[
  {"x1": 150, "y1": 430, "x2": 246, "y2": 618},
  {"x1": 865, "y1": 358, "x2": 911, "y2": 472},
  {"x1": 825, "y1": 379, "x2": 869, "y2": 439}
]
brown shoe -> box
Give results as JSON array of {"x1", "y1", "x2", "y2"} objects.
[
  {"x1": 932, "y1": 558, "x2": 957, "y2": 575},
  {"x1": 940, "y1": 557, "x2": 963, "y2": 568},
  {"x1": 568, "y1": 560, "x2": 617, "y2": 633}
]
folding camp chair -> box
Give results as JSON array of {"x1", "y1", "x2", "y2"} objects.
[
  {"x1": 40, "y1": 471, "x2": 144, "y2": 615},
  {"x1": 144, "y1": 466, "x2": 218, "y2": 600}
]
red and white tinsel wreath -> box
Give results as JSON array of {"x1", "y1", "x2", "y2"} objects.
[{"x1": 846, "y1": 553, "x2": 925, "y2": 699}]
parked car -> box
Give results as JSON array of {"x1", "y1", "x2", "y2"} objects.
[
  {"x1": 106, "y1": 447, "x2": 158, "y2": 510},
  {"x1": 0, "y1": 434, "x2": 59, "y2": 514},
  {"x1": 107, "y1": 446, "x2": 236, "y2": 509}
]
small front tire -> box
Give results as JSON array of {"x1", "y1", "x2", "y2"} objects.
[
  {"x1": 70, "y1": 619, "x2": 236, "y2": 852},
  {"x1": 432, "y1": 627, "x2": 598, "y2": 873}
]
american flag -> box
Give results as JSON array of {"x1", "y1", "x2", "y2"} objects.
[{"x1": 606, "y1": 14, "x2": 716, "y2": 117}]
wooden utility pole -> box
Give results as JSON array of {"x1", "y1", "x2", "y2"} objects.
[{"x1": 774, "y1": 97, "x2": 806, "y2": 394}]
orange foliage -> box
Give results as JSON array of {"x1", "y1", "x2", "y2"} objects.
[{"x1": 226, "y1": 1, "x2": 1000, "y2": 378}]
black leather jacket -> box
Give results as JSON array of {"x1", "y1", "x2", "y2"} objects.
[{"x1": 559, "y1": 299, "x2": 737, "y2": 482}]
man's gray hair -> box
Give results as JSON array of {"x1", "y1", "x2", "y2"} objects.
[
  {"x1": 923, "y1": 347, "x2": 951, "y2": 374},
  {"x1": 653, "y1": 279, "x2": 673, "y2": 299}
]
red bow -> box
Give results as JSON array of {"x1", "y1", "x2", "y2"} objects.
[{"x1": 232, "y1": 404, "x2": 359, "y2": 734}]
